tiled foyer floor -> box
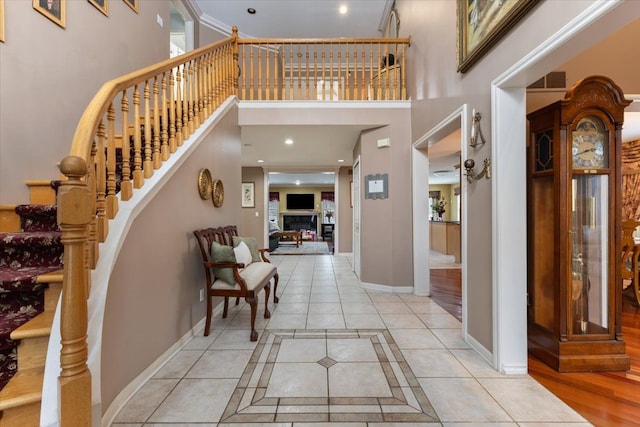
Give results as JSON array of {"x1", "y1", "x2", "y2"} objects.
[{"x1": 111, "y1": 255, "x2": 592, "y2": 426}]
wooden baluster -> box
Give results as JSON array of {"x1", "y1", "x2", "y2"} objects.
[
  {"x1": 316, "y1": 43, "x2": 327, "y2": 101},
  {"x1": 353, "y1": 44, "x2": 359, "y2": 100},
  {"x1": 175, "y1": 67, "x2": 184, "y2": 147},
  {"x1": 330, "y1": 42, "x2": 335, "y2": 100},
  {"x1": 304, "y1": 44, "x2": 308, "y2": 100},
  {"x1": 196, "y1": 57, "x2": 203, "y2": 125},
  {"x1": 132, "y1": 86, "x2": 144, "y2": 188},
  {"x1": 95, "y1": 122, "x2": 107, "y2": 243},
  {"x1": 313, "y1": 44, "x2": 318, "y2": 101},
  {"x1": 57, "y1": 155, "x2": 92, "y2": 427},
  {"x1": 280, "y1": 45, "x2": 285, "y2": 100},
  {"x1": 345, "y1": 43, "x2": 350, "y2": 100},
  {"x1": 401, "y1": 43, "x2": 407, "y2": 100},
  {"x1": 338, "y1": 43, "x2": 342, "y2": 100},
  {"x1": 152, "y1": 77, "x2": 161, "y2": 169},
  {"x1": 161, "y1": 73, "x2": 170, "y2": 159},
  {"x1": 368, "y1": 42, "x2": 373, "y2": 100},
  {"x1": 106, "y1": 104, "x2": 118, "y2": 218},
  {"x1": 232, "y1": 27, "x2": 239, "y2": 98},
  {"x1": 182, "y1": 65, "x2": 189, "y2": 140},
  {"x1": 265, "y1": 44, "x2": 271, "y2": 101},
  {"x1": 360, "y1": 45, "x2": 366, "y2": 100},
  {"x1": 86, "y1": 142, "x2": 98, "y2": 270},
  {"x1": 143, "y1": 81, "x2": 153, "y2": 178},
  {"x1": 376, "y1": 42, "x2": 382, "y2": 100},
  {"x1": 257, "y1": 43, "x2": 263, "y2": 100},
  {"x1": 187, "y1": 62, "x2": 195, "y2": 135},
  {"x1": 297, "y1": 47, "x2": 302, "y2": 100},
  {"x1": 288, "y1": 43, "x2": 293, "y2": 100},
  {"x1": 241, "y1": 44, "x2": 247, "y2": 100},
  {"x1": 205, "y1": 52, "x2": 212, "y2": 115},
  {"x1": 120, "y1": 90, "x2": 133, "y2": 200},
  {"x1": 249, "y1": 44, "x2": 255, "y2": 100}
]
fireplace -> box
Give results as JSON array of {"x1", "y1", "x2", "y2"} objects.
[{"x1": 282, "y1": 214, "x2": 317, "y2": 231}]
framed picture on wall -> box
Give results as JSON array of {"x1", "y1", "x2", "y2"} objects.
[
  {"x1": 33, "y1": 0, "x2": 66, "y2": 28},
  {"x1": 242, "y1": 182, "x2": 255, "y2": 208},
  {"x1": 456, "y1": 0, "x2": 538, "y2": 73},
  {"x1": 0, "y1": 0, "x2": 5, "y2": 43},
  {"x1": 123, "y1": 0, "x2": 138, "y2": 13},
  {"x1": 88, "y1": 0, "x2": 108, "y2": 16}
]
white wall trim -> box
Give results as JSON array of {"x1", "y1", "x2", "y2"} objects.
[
  {"x1": 360, "y1": 281, "x2": 414, "y2": 294},
  {"x1": 239, "y1": 101, "x2": 411, "y2": 110},
  {"x1": 464, "y1": 330, "x2": 494, "y2": 368}
]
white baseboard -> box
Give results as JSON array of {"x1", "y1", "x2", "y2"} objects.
[{"x1": 360, "y1": 281, "x2": 413, "y2": 294}]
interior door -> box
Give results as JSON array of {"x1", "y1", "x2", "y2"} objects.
[{"x1": 353, "y1": 157, "x2": 361, "y2": 278}]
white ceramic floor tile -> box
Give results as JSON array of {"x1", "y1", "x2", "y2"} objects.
[
  {"x1": 344, "y1": 313, "x2": 386, "y2": 329},
  {"x1": 328, "y1": 362, "x2": 392, "y2": 397},
  {"x1": 403, "y1": 349, "x2": 472, "y2": 377},
  {"x1": 309, "y1": 293, "x2": 341, "y2": 302},
  {"x1": 266, "y1": 363, "x2": 328, "y2": 397},
  {"x1": 266, "y1": 314, "x2": 307, "y2": 329},
  {"x1": 431, "y1": 328, "x2": 470, "y2": 349},
  {"x1": 113, "y1": 379, "x2": 179, "y2": 423},
  {"x1": 419, "y1": 377, "x2": 512, "y2": 422},
  {"x1": 273, "y1": 302, "x2": 309, "y2": 315},
  {"x1": 406, "y1": 301, "x2": 448, "y2": 314},
  {"x1": 418, "y1": 312, "x2": 462, "y2": 328},
  {"x1": 306, "y1": 313, "x2": 346, "y2": 329},
  {"x1": 153, "y1": 350, "x2": 203, "y2": 379},
  {"x1": 148, "y1": 378, "x2": 238, "y2": 423},
  {"x1": 450, "y1": 349, "x2": 505, "y2": 378},
  {"x1": 209, "y1": 330, "x2": 260, "y2": 349},
  {"x1": 327, "y1": 338, "x2": 378, "y2": 362},
  {"x1": 373, "y1": 302, "x2": 413, "y2": 314},
  {"x1": 380, "y1": 313, "x2": 426, "y2": 329},
  {"x1": 276, "y1": 338, "x2": 327, "y2": 362},
  {"x1": 186, "y1": 349, "x2": 253, "y2": 378},
  {"x1": 389, "y1": 328, "x2": 445, "y2": 349},
  {"x1": 308, "y1": 302, "x2": 343, "y2": 314},
  {"x1": 479, "y1": 378, "x2": 587, "y2": 423},
  {"x1": 182, "y1": 330, "x2": 221, "y2": 350}
]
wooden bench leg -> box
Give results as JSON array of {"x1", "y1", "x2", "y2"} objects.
[
  {"x1": 273, "y1": 273, "x2": 280, "y2": 303},
  {"x1": 222, "y1": 296, "x2": 229, "y2": 318},
  {"x1": 264, "y1": 284, "x2": 271, "y2": 319},
  {"x1": 246, "y1": 295, "x2": 258, "y2": 341},
  {"x1": 204, "y1": 294, "x2": 213, "y2": 336}
]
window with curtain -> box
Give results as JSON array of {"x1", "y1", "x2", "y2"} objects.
[{"x1": 268, "y1": 192, "x2": 280, "y2": 222}]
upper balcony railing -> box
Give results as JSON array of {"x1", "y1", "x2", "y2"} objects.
[{"x1": 55, "y1": 27, "x2": 409, "y2": 425}]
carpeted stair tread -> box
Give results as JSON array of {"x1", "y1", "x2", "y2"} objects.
[{"x1": 14, "y1": 204, "x2": 59, "y2": 232}]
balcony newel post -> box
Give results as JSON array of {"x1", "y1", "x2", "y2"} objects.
[
  {"x1": 232, "y1": 26, "x2": 239, "y2": 97},
  {"x1": 57, "y1": 155, "x2": 93, "y2": 427}
]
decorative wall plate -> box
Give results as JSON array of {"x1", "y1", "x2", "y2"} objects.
[
  {"x1": 197, "y1": 168, "x2": 212, "y2": 200},
  {"x1": 212, "y1": 179, "x2": 224, "y2": 207}
]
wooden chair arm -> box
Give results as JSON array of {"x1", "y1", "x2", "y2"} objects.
[
  {"x1": 258, "y1": 248, "x2": 272, "y2": 263},
  {"x1": 203, "y1": 261, "x2": 249, "y2": 292}
]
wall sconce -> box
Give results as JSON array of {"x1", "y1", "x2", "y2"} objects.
[
  {"x1": 464, "y1": 158, "x2": 491, "y2": 183},
  {"x1": 470, "y1": 109, "x2": 486, "y2": 148}
]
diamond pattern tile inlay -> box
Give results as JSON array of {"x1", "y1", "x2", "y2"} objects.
[
  {"x1": 220, "y1": 329, "x2": 439, "y2": 424},
  {"x1": 317, "y1": 356, "x2": 337, "y2": 369}
]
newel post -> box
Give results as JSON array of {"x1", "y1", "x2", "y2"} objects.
[{"x1": 57, "y1": 156, "x2": 93, "y2": 426}]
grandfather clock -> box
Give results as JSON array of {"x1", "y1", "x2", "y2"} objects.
[{"x1": 526, "y1": 75, "x2": 631, "y2": 372}]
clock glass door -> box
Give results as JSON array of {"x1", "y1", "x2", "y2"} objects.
[{"x1": 570, "y1": 174, "x2": 609, "y2": 336}]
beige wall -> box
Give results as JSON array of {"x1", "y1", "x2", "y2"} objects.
[
  {"x1": 101, "y1": 106, "x2": 241, "y2": 410},
  {"x1": 0, "y1": 0, "x2": 171, "y2": 203},
  {"x1": 429, "y1": 184, "x2": 460, "y2": 222},
  {"x1": 398, "y1": 0, "x2": 640, "y2": 353}
]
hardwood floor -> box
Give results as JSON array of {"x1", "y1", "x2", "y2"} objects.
[{"x1": 429, "y1": 268, "x2": 640, "y2": 427}]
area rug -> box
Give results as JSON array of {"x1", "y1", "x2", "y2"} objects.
[{"x1": 271, "y1": 241, "x2": 330, "y2": 255}]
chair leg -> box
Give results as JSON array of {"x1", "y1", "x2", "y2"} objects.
[
  {"x1": 273, "y1": 273, "x2": 280, "y2": 303},
  {"x1": 235, "y1": 297, "x2": 240, "y2": 305},
  {"x1": 264, "y1": 284, "x2": 271, "y2": 318},
  {"x1": 246, "y1": 295, "x2": 258, "y2": 341},
  {"x1": 204, "y1": 294, "x2": 212, "y2": 336},
  {"x1": 222, "y1": 296, "x2": 229, "y2": 318}
]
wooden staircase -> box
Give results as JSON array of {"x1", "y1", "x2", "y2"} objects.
[{"x1": 0, "y1": 183, "x2": 61, "y2": 426}]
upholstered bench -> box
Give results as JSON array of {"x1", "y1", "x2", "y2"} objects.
[{"x1": 194, "y1": 226, "x2": 279, "y2": 341}]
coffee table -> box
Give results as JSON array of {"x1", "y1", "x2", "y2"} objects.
[{"x1": 279, "y1": 230, "x2": 302, "y2": 247}]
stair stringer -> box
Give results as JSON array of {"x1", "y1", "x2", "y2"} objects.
[{"x1": 39, "y1": 96, "x2": 238, "y2": 427}]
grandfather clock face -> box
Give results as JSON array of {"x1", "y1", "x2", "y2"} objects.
[{"x1": 571, "y1": 117, "x2": 607, "y2": 169}]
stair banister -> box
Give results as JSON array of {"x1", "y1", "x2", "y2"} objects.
[{"x1": 56, "y1": 29, "x2": 238, "y2": 426}]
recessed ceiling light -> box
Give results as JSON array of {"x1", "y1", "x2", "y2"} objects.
[
  {"x1": 257, "y1": 159, "x2": 264, "y2": 163},
  {"x1": 284, "y1": 139, "x2": 294, "y2": 145},
  {"x1": 295, "y1": 180, "x2": 301, "y2": 186},
  {"x1": 247, "y1": 8, "x2": 256, "y2": 14},
  {"x1": 339, "y1": 5, "x2": 348, "y2": 15},
  {"x1": 338, "y1": 159, "x2": 345, "y2": 163}
]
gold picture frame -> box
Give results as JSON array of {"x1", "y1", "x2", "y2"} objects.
[
  {"x1": 33, "y1": 0, "x2": 66, "y2": 28},
  {"x1": 0, "y1": 0, "x2": 5, "y2": 43},
  {"x1": 457, "y1": 0, "x2": 539, "y2": 73},
  {"x1": 88, "y1": 0, "x2": 108, "y2": 16},
  {"x1": 123, "y1": 0, "x2": 138, "y2": 13}
]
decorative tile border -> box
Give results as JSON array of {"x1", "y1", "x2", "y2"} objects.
[{"x1": 220, "y1": 329, "x2": 439, "y2": 423}]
